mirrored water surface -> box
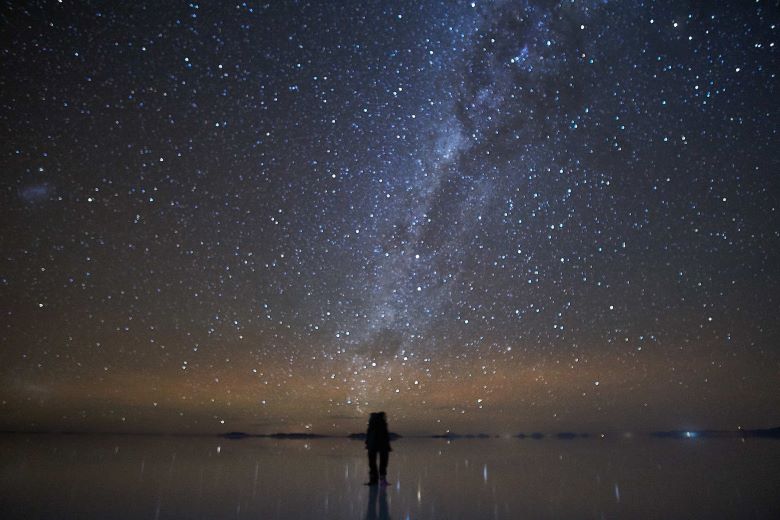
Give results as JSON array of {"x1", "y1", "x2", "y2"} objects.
[{"x1": 1, "y1": 433, "x2": 779, "y2": 519}]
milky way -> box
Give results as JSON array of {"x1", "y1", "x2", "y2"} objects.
[{"x1": 1, "y1": 1, "x2": 778, "y2": 434}]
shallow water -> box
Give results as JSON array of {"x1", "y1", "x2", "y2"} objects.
[{"x1": 1, "y1": 434, "x2": 779, "y2": 519}]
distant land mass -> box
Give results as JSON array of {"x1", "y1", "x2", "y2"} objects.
[
  {"x1": 220, "y1": 431, "x2": 404, "y2": 440},
  {"x1": 429, "y1": 432, "x2": 494, "y2": 439},
  {"x1": 221, "y1": 432, "x2": 330, "y2": 439},
  {"x1": 744, "y1": 427, "x2": 780, "y2": 438},
  {"x1": 651, "y1": 427, "x2": 780, "y2": 439},
  {"x1": 347, "y1": 432, "x2": 403, "y2": 441},
  {"x1": 219, "y1": 427, "x2": 780, "y2": 440}
]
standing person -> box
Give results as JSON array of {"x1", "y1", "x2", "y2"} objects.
[{"x1": 365, "y1": 411, "x2": 392, "y2": 486}]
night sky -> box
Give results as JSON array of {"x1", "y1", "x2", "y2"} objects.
[{"x1": 1, "y1": 1, "x2": 778, "y2": 435}]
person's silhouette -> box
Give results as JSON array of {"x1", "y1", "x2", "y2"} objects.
[{"x1": 364, "y1": 411, "x2": 392, "y2": 486}]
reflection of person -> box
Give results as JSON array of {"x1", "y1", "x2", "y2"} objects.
[
  {"x1": 365, "y1": 484, "x2": 391, "y2": 520},
  {"x1": 364, "y1": 411, "x2": 392, "y2": 486}
]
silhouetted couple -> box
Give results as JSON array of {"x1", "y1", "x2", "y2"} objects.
[{"x1": 364, "y1": 411, "x2": 392, "y2": 487}]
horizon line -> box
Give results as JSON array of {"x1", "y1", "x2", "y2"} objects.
[{"x1": 1, "y1": 425, "x2": 778, "y2": 438}]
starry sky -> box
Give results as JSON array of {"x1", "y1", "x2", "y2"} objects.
[{"x1": 1, "y1": 1, "x2": 778, "y2": 435}]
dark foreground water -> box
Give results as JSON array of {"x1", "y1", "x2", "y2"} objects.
[{"x1": 1, "y1": 434, "x2": 779, "y2": 519}]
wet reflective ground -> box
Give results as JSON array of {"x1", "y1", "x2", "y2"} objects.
[{"x1": 1, "y1": 434, "x2": 779, "y2": 519}]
